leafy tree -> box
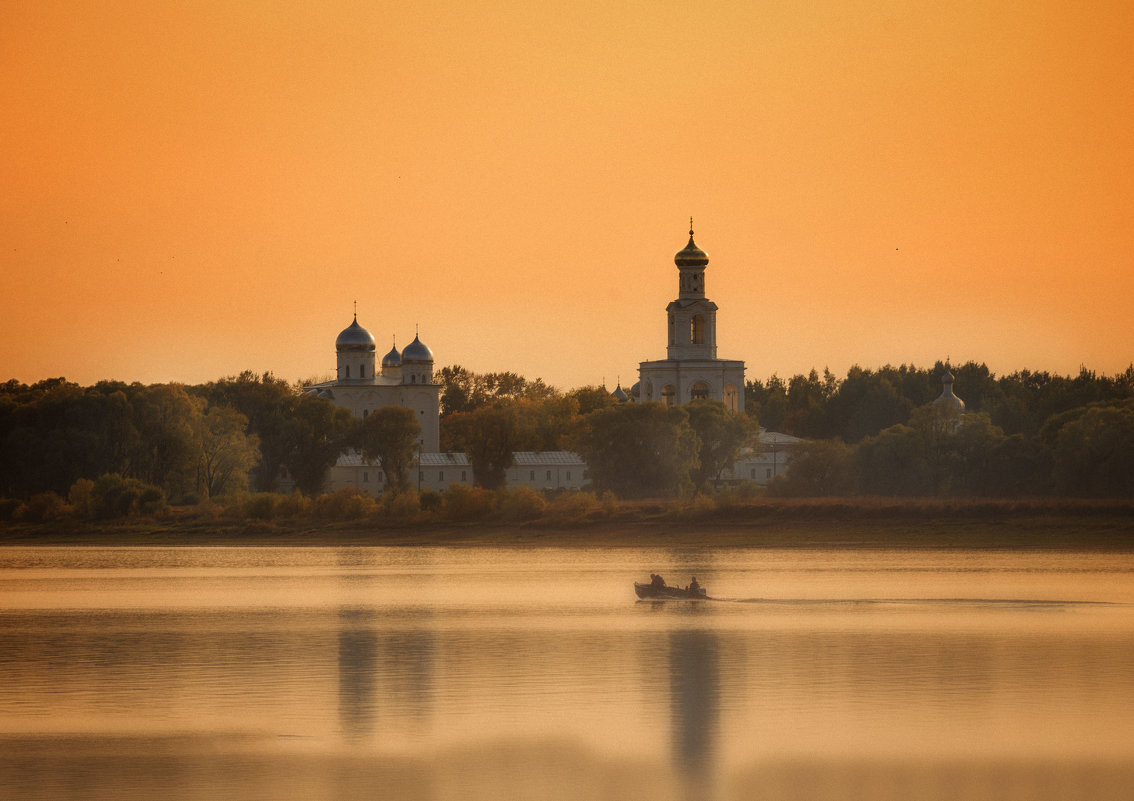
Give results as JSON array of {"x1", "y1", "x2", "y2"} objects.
[
  {"x1": 745, "y1": 375, "x2": 787, "y2": 430},
  {"x1": 194, "y1": 405, "x2": 260, "y2": 499},
  {"x1": 285, "y1": 394, "x2": 356, "y2": 496},
  {"x1": 206, "y1": 371, "x2": 298, "y2": 492},
  {"x1": 569, "y1": 403, "x2": 698, "y2": 498},
  {"x1": 357, "y1": 406, "x2": 421, "y2": 493},
  {"x1": 437, "y1": 365, "x2": 559, "y2": 417},
  {"x1": 685, "y1": 399, "x2": 756, "y2": 490},
  {"x1": 1051, "y1": 401, "x2": 1134, "y2": 497},
  {"x1": 443, "y1": 401, "x2": 539, "y2": 489},
  {"x1": 768, "y1": 439, "x2": 857, "y2": 496},
  {"x1": 129, "y1": 384, "x2": 200, "y2": 499}
]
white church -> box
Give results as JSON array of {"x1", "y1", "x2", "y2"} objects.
[{"x1": 308, "y1": 225, "x2": 795, "y2": 496}]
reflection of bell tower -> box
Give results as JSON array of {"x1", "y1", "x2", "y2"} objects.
[
  {"x1": 670, "y1": 629, "x2": 720, "y2": 798},
  {"x1": 668, "y1": 221, "x2": 719, "y2": 361}
]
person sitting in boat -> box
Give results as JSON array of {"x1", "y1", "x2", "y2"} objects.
[
  {"x1": 687, "y1": 576, "x2": 701, "y2": 592},
  {"x1": 650, "y1": 573, "x2": 666, "y2": 589}
]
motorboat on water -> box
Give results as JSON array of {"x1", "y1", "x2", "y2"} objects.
[{"x1": 634, "y1": 577, "x2": 708, "y2": 600}]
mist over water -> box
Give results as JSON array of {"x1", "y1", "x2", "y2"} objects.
[{"x1": 2, "y1": 545, "x2": 1133, "y2": 800}]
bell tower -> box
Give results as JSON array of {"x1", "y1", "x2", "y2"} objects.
[{"x1": 667, "y1": 220, "x2": 718, "y2": 361}]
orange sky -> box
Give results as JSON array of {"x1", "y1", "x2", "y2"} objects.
[{"x1": 2, "y1": 1, "x2": 1132, "y2": 391}]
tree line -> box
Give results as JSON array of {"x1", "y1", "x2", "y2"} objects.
[
  {"x1": 3, "y1": 360, "x2": 1132, "y2": 519},
  {"x1": 753, "y1": 362, "x2": 1134, "y2": 497}
]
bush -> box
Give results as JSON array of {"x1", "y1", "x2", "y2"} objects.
[
  {"x1": 17, "y1": 492, "x2": 68, "y2": 522},
  {"x1": 545, "y1": 491, "x2": 601, "y2": 523},
  {"x1": 419, "y1": 489, "x2": 443, "y2": 513},
  {"x1": 138, "y1": 486, "x2": 168, "y2": 517},
  {"x1": 314, "y1": 487, "x2": 376, "y2": 520},
  {"x1": 275, "y1": 490, "x2": 312, "y2": 518},
  {"x1": 91, "y1": 474, "x2": 167, "y2": 519},
  {"x1": 443, "y1": 484, "x2": 497, "y2": 522},
  {"x1": 68, "y1": 478, "x2": 96, "y2": 518},
  {"x1": 381, "y1": 490, "x2": 421, "y2": 523},
  {"x1": 497, "y1": 486, "x2": 547, "y2": 521},
  {"x1": 240, "y1": 493, "x2": 280, "y2": 520},
  {"x1": 0, "y1": 498, "x2": 21, "y2": 521}
]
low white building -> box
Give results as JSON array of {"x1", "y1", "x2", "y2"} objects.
[
  {"x1": 506, "y1": 452, "x2": 588, "y2": 492},
  {"x1": 725, "y1": 429, "x2": 802, "y2": 485}
]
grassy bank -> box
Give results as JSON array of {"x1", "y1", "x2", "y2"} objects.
[{"x1": 3, "y1": 497, "x2": 1133, "y2": 549}]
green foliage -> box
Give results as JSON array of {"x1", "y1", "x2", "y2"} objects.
[
  {"x1": 770, "y1": 439, "x2": 857, "y2": 497},
  {"x1": 569, "y1": 403, "x2": 699, "y2": 498},
  {"x1": 442, "y1": 484, "x2": 497, "y2": 521},
  {"x1": 497, "y1": 485, "x2": 547, "y2": 521},
  {"x1": 18, "y1": 492, "x2": 68, "y2": 522},
  {"x1": 442, "y1": 402, "x2": 535, "y2": 489},
  {"x1": 68, "y1": 478, "x2": 96, "y2": 518},
  {"x1": 437, "y1": 365, "x2": 559, "y2": 417},
  {"x1": 1051, "y1": 401, "x2": 1134, "y2": 497},
  {"x1": 419, "y1": 489, "x2": 443, "y2": 513},
  {"x1": 90, "y1": 473, "x2": 167, "y2": 519},
  {"x1": 381, "y1": 489, "x2": 421, "y2": 523},
  {"x1": 285, "y1": 394, "x2": 356, "y2": 496},
  {"x1": 685, "y1": 399, "x2": 756, "y2": 490},
  {"x1": 314, "y1": 487, "x2": 376, "y2": 520},
  {"x1": 545, "y1": 491, "x2": 601, "y2": 523},
  {"x1": 194, "y1": 405, "x2": 260, "y2": 499},
  {"x1": 0, "y1": 498, "x2": 21, "y2": 521},
  {"x1": 357, "y1": 406, "x2": 421, "y2": 493}
]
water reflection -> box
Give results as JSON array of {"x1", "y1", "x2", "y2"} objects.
[
  {"x1": 670, "y1": 629, "x2": 720, "y2": 800},
  {"x1": 338, "y1": 608, "x2": 379, "y2": 738}
]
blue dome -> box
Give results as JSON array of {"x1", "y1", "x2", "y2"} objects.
[
  {"x1": 402, "y1": 334, "x2": 433, "y2": 362},
  {"x1": 382, "y1": 343, "x2": 402, "y2": 367},
  {"x1": 336, "y1": 316, "x2": 376, "y2": 350}
]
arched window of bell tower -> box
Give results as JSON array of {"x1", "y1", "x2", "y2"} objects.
[
  {"x1": 661, "y1": 385, "x2": 676, "y2": 407},
  {"x1": 691, "y1": 315, "x2": 705, "y2": 345},
  {"x1": 691, "y1": 382, "x2": 710, "y2": 400}
]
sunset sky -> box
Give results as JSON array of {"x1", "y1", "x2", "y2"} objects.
[{"x1": 3, "y1": 1, "x2": 1132, "y2": 391}]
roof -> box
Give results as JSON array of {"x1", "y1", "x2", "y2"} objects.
[
  {"x1": 757, "y1": 429, "x2": 803, "y2": 446},
  {"x1": 511, "y1": 451, "x2": 585, "y2": 465}
]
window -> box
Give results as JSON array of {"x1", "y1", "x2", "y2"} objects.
[
  {"x1": 411, "y1": 374, "x2": 416, "y2": 384},
  {"x1": 750, "y1": 469, "x2": 756, "y2": 479},
  {"x1": 461, "y1": 471, "x2": 467, "y2": 481},
  {"x1": 419, "y1": 472, "x2": 424, "y2": 482},
  {"x1": 766, "y1": 469, "x2": 772, "y2": 479},
  {"x1": 723, "y1": 384, "x2": 738, "y2": 412},
  {"x1": 691, "y1": 382, "x2": 709, "y2": 400},
  {"x1": 345, "y1": 365, "x2": 350, "y2": 378},
  {"x1": 363, "y1": 472, "x2": 369, "y2": 483},
  {"x1": 360, "y1": 364, "x2": 365, "y2": 377},
  {"x1": 566, "y1": 471, "x2": 571, "y2": 480},
  {"x1": 530, "y1": 470, "x2": 535, "y2": 480},
  {"x1": 362, "y1": 409, "x2": 368, "y2": 418},
  {"x1": 662, "y1": 385, "x2": 676, "y2": 407},
  {"x1": 691, "y1": 314, "x2": 705, "y2": 344},
  {"x1": 546, "y1": 470, "x2": 552, "y2": 481},
  {"x1": 439, "y1": 471, "x2": 444, "y2": 482}
]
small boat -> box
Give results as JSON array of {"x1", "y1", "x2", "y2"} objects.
[{"x1": 634, "y1": 581, "x2": 708, "y2": 600}]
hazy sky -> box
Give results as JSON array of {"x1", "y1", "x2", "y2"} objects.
[{"x1": 3, "y1": 1, "x2": 1131, "y2": 390}]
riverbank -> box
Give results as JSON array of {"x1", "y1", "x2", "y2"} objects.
[{"x1": 3, "y1": 498, "x2": 1133, "y2": 549}]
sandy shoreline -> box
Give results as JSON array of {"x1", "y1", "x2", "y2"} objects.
[{"x1": 4, "y1": 506, "x2": 1134, "y2": 549}]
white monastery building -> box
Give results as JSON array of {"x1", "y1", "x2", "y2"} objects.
[
  {"x1": 306, "y1": 316, "x2": 441, "y2": 453},
  {"x1": 304, "y1": 224, "x2": 797, "y2": 496}
]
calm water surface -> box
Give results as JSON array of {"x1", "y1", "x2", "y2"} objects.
[{"x1": 2, "y1": 545, "x2": 1133, "y2": 800}]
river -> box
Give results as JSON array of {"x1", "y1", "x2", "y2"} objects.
[{"x1": 2, "y1": 545, "x2": 1133, "y2": 800}]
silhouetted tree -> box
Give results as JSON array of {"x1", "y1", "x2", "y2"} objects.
[
  {"x1": 569, "y1": 403, "x2": 698, "y2": 498},
  {"x1": 357, "y1": 406, "x2": 421, "y2": 494}
]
